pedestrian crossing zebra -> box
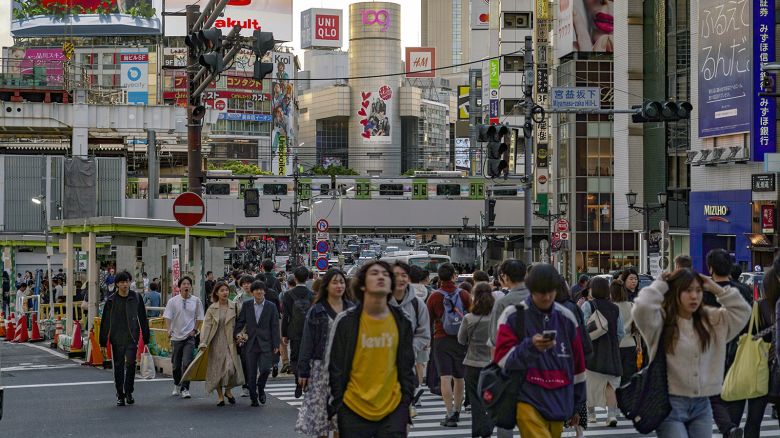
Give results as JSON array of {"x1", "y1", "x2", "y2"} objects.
[{"x1": 264, "y1": 381, "x2": 780, "y2": 437}]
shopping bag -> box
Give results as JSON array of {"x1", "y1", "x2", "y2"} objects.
[
  {"x1": 139, "y1": 346, "x2": 156, "y2": 380},
  {"x1": 182, "y1": 347, "x2": 209, "y2": 382},
  {"x1": 722, "y1": 302, "x2": 770, "y2": 401}
]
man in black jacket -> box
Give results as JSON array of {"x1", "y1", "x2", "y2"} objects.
[
  {"x1": 258, "y1": 259, "x2": 282, "y2": 377},
  {"x1": 327, "y1": 260, "x2": 415, "y2": 436},
  {"x1": 281, "y1": 266, "x2": 313, "y2": 397},
  {"x1": 235, "y1": 280, "x2": 280, "y2": 407},
  {"x1": 98, "y1": 271, "x2": 150, "y2": 406}
]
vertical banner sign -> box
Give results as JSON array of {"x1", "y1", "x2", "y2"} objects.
[
  {"x1": 534, "y1": 0, "x2": 551, "y2": 195},
  {"x1": 754, "y1": 1, "x2": 776, "y2": 162},
  {"x1": 762, "y1": 205, "x2": 776, "y2": 233},
  {"x1": 120, "y1": 49, "x2": 149, "y2": 105},
  {"x1": 458, "y1": 86, "x2": 470, "y2": 120},
  {"x1": 489, "y1": 58, "x2": 499, "y2": 124},
  {"x1": 358, "y1": 84, "x2": 393, "y2": 143},
  {"x1": 171, "y1": 244, "x2": 181, "y2": 296},
  {"x1": 271, "y1": 52, "x2": 294, "y2": 175}
]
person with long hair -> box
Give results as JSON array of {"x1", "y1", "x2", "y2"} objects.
[
  {"x1": 198, "y1": 281, "x2": 245, "y2": 406},
  {"x1": 296, "y1": 269, "x2": 355, "y2": 437},
  {"x1": 610, "y1": 276, "x2": 638, "y2": 387},
  {"x1": 581, "y1": 277, "x2": 624, "y2": 427},
  {"x1": 457, "y1": 283, "x2": 495, "y2": 438},
  {"x1": 633, "y1": 268, "x2": 751, "y2": 437}
]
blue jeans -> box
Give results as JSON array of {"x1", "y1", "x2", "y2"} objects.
[{"x1": 656, "y1": 395, "x2": 713, "y2": 438}]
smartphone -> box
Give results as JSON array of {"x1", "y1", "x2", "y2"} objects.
[{"x1": 542, "y1": 330, "x2": 557, "y2": 341}]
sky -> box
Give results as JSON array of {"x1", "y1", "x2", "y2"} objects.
[{"x1": 0, "y1": 1, "x2": 422, "y2": 60}]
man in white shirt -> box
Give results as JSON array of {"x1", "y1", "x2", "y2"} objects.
[
  {"x1": 54, "y1": 277, "x2": 65, "y2": 303},
  {"x1": 142, "y1": 272, "x2": 150, "y2": 293},
  {"x1": 163, "y1": 276, "x2": 204, "y2": 399}
]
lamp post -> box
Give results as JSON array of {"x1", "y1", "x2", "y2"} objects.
[
  {"x1": 308, "y1": 199, "x2": 322, "y2": 267},
  {"x1": 626, "y1": 191, "x2": 668, "y2": 275},
  {"x1": 32, "y1": 195, "x2": 54, "y2": 319},
  {"x1": 337, "y1": 186, "x2": 354, "y2": 254},
  {"x1": 273, "y1": 196, "x2": 307, "y2": 270},
  {"x1": 462, "y1": 216, "x2": 482, "y2": 270}
]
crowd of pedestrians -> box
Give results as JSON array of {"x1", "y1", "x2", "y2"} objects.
[{"x1": 80, "y1": 246, "x2": 780, "y2": 438}]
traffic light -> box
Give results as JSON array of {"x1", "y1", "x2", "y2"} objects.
[
  {"x1": 632, "y1": 100, "x2": 692, "y2": 123},
  {"x1": 486, "y1": 198, "x2": 496, "y2": 227},
  {"x1": 197, "y1": 28, "x2": 225, "y2": 75},
  {"x1": 244, "y1": 188, "x2": 259, "y2": 217},
  {"x1": 253, "y1": 31, "x2": 275, "y2": 81},
  {"x1": 480, "y1": 123, "x2": 510, "y2": 179}
]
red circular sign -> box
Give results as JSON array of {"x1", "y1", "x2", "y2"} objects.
[
  {"x1": 379, "y1": 85, "x2": 392, "y2": 101},
  {"x1": 215, "y1": 99, "x2": 226, "y2": 111},
  {"x1": 555, "y1": 219, "x2": 569, "y2": 232},
  {"x1": 538, "y1": 175, "x2": 548, "y2": 184},
  {"x1": 173, "y1": 192, "x2": 206, "y2": 227}
]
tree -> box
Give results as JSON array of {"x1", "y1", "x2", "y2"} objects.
[
  {"x1": 208, "y1": 160, "x2": 271, "y2": 176},
  {"x1": 309, "y1": 165, "x2": 359, "y2": 176}
]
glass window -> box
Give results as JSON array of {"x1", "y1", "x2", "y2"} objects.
[
  {"x1": 205, "y1": 183, "x2": 231, "y2": 195},
  {"x1": 436, "y1": 184, "x2": 461, "y2": 196},
  {"x1": 503, "y1": 99, "x2": 522, "y2": 115},
  {"x1": 263, "y1": 184, "x2": 287, "y2": 195},
  {"x1": 379, "y1": 184, "x2": 403, "y2": 196},
  {"x1": 503, "y1": 55, "x2": 524, "y2": 72}
]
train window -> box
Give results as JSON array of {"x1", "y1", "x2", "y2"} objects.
[
  {"x1": 206, "y1": 183, "x2": 231, "y2": 195},
  {"x1": 263, "y1": 184, "x2": 288, "y2": 195},
  {"x1": 492, "y1": 187, "x2": 518, "y2": 196},
  {"x1": 379, "y1": 184, "x2": 404, "y2": 196},
  {"x1": 320, "y1": 184, "x2": 330, "y2": 195},
  {"x1": 436, "y1": 184, "x2": 461, "y2": 196},
  {"x1": 159, "y1": 183, "x2": 173, "y2": 195}
]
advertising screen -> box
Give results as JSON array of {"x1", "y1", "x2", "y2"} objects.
[
  {"x1": 11, "y1": 0, "x2": 162, "y2": 36},
  {"x1": 164, "y1": 0, "x2": 292, "y2": 41},
  {"x1": 554, "y1": 0, "x2": 614, "y2": 58}
]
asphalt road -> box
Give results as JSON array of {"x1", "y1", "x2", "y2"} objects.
[{"x1": 0, "y1": 341, "x2": 298, "y2": 437}]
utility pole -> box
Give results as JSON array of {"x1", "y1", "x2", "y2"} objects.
[
  {"x1": 186, "y1": 4, "x2": 203, "y2": 195},
  {"x1": 291, "y1": 155, "x2": 300, "y2": 268},
  {"x1": 468, "y1": 68, "x2": 481, "y2": 176},
  {"x1": 522, "y1": 36, "x2": 534, "y2": 265}
]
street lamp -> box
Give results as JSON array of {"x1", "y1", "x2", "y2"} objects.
[
  {"x1": 31, "y1": 195, "x2": 54, "y2": 319},
  {"x1": 338, "y1": 186, "x2": 354, "y2": 253},
  {"x1": 309, "y1": 199, "x2": 323, "y2": 267},
  {"x1": 626, "y1": 191, "x2": 668, "y2": 275},
  {"x1": 272, "y1": 196, "x2": 307, "y2": 269}
]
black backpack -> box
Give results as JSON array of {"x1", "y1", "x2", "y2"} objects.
[
  {"x1": 478, "y1": 304, "x2": 525, "y2": 430},
  {"x1": 289, "y1": 289, "x2": 312, "y2": 339}
]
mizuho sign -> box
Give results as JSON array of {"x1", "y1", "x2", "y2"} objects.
[{"x1": 704, "y1": 205, "x2": 729, "y2": 216}]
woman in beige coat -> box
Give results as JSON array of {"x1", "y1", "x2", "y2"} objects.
[{"x1": 198, "y1": 281, "x2": 245, "y2": 406}]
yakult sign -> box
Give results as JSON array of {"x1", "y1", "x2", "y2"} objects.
[
  {"x1": 164, "y1": 0, "x2": 292, "y2": 41},
  {"x1": 301, "y1": 8, "x2": 343, "y2": 49}
]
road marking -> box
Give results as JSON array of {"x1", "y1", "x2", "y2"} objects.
[
  {"x1": 5, "y1": 378, "x2": 173, "y2": 389},
  {"x1": 1, "y1": 364, "x2": 79, "y2": 372},
  {"x1": 15, "y1": 341, "x2": 69, "y2": 359}
]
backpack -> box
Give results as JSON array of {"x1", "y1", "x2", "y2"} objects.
[
  {"x1": 479, "y1": 304, "x2": 525, "y2": 429},
  {"x1": 289, "y1": 289, "x2": 312, "y2": 339},
  {"x1": 440, "y1": 289, "x2": 466, "y2": 336},
  {"x1": 264, "y1": 272, "x2": 281, "y2": 293}
]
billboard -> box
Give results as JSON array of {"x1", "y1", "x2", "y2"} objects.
[
  {"x1": 301, "y1": 8, "x2": 342, "y2": 49},
  {"x1": 11, "y1": 0, "x2": 162, "y2": 36},
  {"x1": 405, "y1": 47, "x2": 436, "y2": 78},
  {"x1": 164, "y1": 0, "x2": 293, "y2": 41},
  {"x1": 554, "y1": 0, "x2": 614, "y2": 58},
  {"x1": 271, "y1": 52, "x2": 294, "y2": 175},
  {"x1": 357, "y1": 84, "x2": 393, "y2": 144},
  {"x1": 697, "y1": 0, "x2": 752, "y2": 138},
  {"x1": 120, "y1": 49, "x2": 149, "y2": 105},
  {"x1": 458, "y1": 86, "x2": 470, "y2": 120},
  {"x1": 455, "y1": 138, "x2": 471, "y2": 171},
  {"x1": 470, "y1": 0, "x2": 489, "y2": 30},
  {"x1": 5, "y1": 48, "x2": 66, "y2": 86},
  {"x1": 753, "y1": 1, "x2": 775, "y2": 161}
]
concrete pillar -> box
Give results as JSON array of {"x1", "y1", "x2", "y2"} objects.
[
  {"x1": 62, "y1": 232, "x2": 75, "y2": 335},
  {"x1": 83, "y1": 232, "x2": 98, "y2": 331}
]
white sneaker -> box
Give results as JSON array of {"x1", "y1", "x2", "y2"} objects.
[
  {"x1": 172, "y1": 386, "x2": 180, "y2": 396},
  {"x1": 241, "y1": 387, "x2": 249, "y2": 398},
  {"x1": 180, "y1": 389, "x2": 191, "y2": 399}
]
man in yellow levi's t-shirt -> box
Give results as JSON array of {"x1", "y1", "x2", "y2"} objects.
[{"x1": 327, "y1": 260, "x2": 416, "y2": 437}]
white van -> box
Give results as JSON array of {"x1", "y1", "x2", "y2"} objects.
[{"x1": 380, "y1": 251, "x2": 451, "y2": 278}]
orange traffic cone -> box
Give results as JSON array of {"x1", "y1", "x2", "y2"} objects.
[
  {"x1": 83, "y1": 328, "x2": 103, "y2": 366},
  {"x1": 5, "y1": 314, "x2": 15, "y2": 341},
  {"x1": 29, "y1": 313, "x2": 43, "y2": 342},
  {"x1": 13, "y1": 314, "x2": 28, "y2": 343},
  {"x1": 103, "y1": 339, "x2": 113, "y2": 369},
  {"x1": 70, "y1": 320, "x2": 83, "y2": 352},
  {"x1": 0, "y1": 312, "x2": 6, "y2": 338},
  {"x1": 51, "y1": 316, "x2": 62, "y2": 348}
]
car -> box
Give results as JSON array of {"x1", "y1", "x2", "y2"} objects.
[
  {"x1": 739, "y1": 272, "x2": 765, "y2": 300},
  {"x1": 456, "y1": 273, "x2": 474, "y2": 284},
  {"x1": 384, "y1": 246, "x2": 400, "y2": 255},
  {"x1": 360, "y1": 249, "x2": 378, "y2": 259}
]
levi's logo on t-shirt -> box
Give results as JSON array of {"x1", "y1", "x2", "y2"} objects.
[{"x1": 361, "y1": 332, "x2": 395, "y2": 349}]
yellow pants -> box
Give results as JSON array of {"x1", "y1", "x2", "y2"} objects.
[{"x1": 516, "y1": 402, "x2": 564, "y2": 438}]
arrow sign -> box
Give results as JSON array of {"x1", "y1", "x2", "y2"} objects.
[
  {"x1": 316, "y1": 240, "x2": 330, "y2": 254},
  {"x1": 173, "y1": 192, "x2": 206, "y2": 227},
  {"x1": 316, "y1": 219, "x2": 330, "y2": 232}
]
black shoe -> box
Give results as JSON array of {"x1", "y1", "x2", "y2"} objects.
[
  {"x1": 250, "y1": 400, "x2": 260, "y2": 407},
  {"x1": 728, "y1": 428, "x2": 744, "y2": 438},
  {"x1": 272, "y1": 366, "x2": 279, "y2": 378},
  {"x1": 259, "y1": 392, "x2": 266, "y2": 404},
  {"x1": 294, "y1": 383, "x2": 303, "y2": 399},
  {"x1": 774, "y1": 406, "x2": 778, "y2": 420},
  {"x1": 116, "y1": 396, "x2": 125, "y2": 407},
  {"x1": 440, "y1": 413, "x2": 457, "y2": 427},
  {"x1": 125, "y1": 393, "x2": 134, "y2": 405},
  {"x1": 226, "y1": 395, "x2": 236, "y2": 405},
  {"x1": 452, "y1": 411, "x2": 460, "y2": 422},
  {"x1": 217, "y1": 400, "x2": 225, "y2": 407}
]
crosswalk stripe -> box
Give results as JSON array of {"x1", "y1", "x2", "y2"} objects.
[{"x1": 265, "y1": 381, "x2": 780, "y2": 437}]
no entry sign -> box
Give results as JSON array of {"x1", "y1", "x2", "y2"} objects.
[
  {"x1": 315, "y1": 257, "x2": 329, "y2": 271},
  {"x1": 173, "y1": 192, "x2": 206, "y2": 227}
]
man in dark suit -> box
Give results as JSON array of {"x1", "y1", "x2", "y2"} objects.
[{"x1": 235, "y1": 280, "x2": 280, "y2": 407}]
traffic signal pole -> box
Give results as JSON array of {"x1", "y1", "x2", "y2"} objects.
[
  {"x1": 186, "y1": 4, "x2": 203, "y2": 195},
  {"x1": 523, "y1": 36, "x2": 534, "y2": 265}
]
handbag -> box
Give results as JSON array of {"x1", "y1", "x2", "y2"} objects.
[
  {"x1": 616, "y1": 326, "x2": 671, "y2": 434},
  {"x1": 586, "y1": 301, "x2": 608, "y2": 340},
  {"x1": 722, "y1": 301, "x2": 771, "y2": 401},
  {"x1": 478, "y1": 304, "x2": 525, "y2": 430},
  {"x1": 139, "y1": 346, "x2": 156, "y2": 380}
]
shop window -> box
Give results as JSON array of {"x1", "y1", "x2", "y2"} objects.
[{"x1": 503, "y1": 55, "x2": 524, "y2": 72}]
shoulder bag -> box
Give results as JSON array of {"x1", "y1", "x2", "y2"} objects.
[
  {"x1": 616, "y1": 325, "x2": 671, "y2": 434},
  {"x1": 722, "y1": 301, "x2": 771, "y2": 401},
  {"x1": 586, "y1": 300, "x2": 609, "y2": 341}
]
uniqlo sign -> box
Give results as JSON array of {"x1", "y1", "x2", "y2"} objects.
[{"x1": 301, "y1": 8, "x2": 343, "y2": 49}]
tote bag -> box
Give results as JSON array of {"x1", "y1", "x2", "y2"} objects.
[
  {"x1": 722, "y1": 301, "x2": 771, "y2": 401},
  {"x1": 586, "y1": 301, "x2": 609, "y2": 340}
]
